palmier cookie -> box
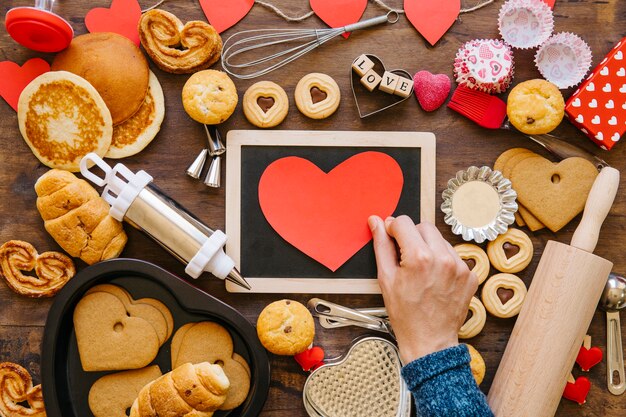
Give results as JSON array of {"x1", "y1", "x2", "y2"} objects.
[
  {"x1": 294, "y1": 73, "x2": 340, "y2": 119},
  {"x1": 482, "y1": 273, "x2": 527, "y2": 318},
  {"x1": 243, "y1": 81, "x2": 288, "y2": 128},
  {"x1": 458, "y1": 296, "x2": 487, "y2": 339},
  {"x1": 454, "y1": 244, "x2": 489, "y2": 285},
  {"x1": 487, "y1": 228, "x2": 533, "y2": 273}
]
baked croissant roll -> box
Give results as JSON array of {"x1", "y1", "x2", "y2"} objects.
[
  {"x1": 130, "y1": 362, "x2": 230, "y2": 417},
  {"x1": 0, "y1": 362, "x2": 46, "y2": 417},
  {"x1": 35, "y1": 169, "x2": 127, "y2": 265},
  {"x1": 138, "y1": 9, "x2": 222, "y2": 74}
]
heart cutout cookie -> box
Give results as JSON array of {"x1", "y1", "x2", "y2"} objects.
[
  {"x1": 0, "y1": 58, "x2": 49, "y2": 111},
  {"x1": 350, "y1": 54, "x2": 413, "y2": 118},
  {"x1": 85, "y1": 0, "x2": 142, "y2": 45},
  {"x1": 510, "y1": 157, "x2": 598, "y2": 232},
  {"x1": 304, "y1": 338, "x2": 410, "y2": 416}
]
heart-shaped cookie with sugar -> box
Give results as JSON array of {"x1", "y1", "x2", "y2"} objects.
[
  {"x1": 303, "y1": 338, "x2": 410, "y2": 417},
  {"x1": 510, "y1": 156, "x2": 598, "y2": 232},
  {"x1": 73, "y1": 292, "x2": 160, "y2": 371}
]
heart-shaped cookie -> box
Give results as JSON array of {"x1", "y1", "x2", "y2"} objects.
[
  {"x1": 85, "y1": 0, "x2": 142, "y2": 45},
  {"x1": 350, "y1": 54, "x2": 413, "y2": 118},
  {"x1": 510, "y1": 157, "x2": 598, "y2": 232},
  {"x1": 304, "y1": 338, "x2": 410, "y2": 417},
  {"x1": 73, "y1": 292, "x2": 160, "y2": 371}
]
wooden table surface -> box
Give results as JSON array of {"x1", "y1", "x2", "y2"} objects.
[{"x1": 1, "y1": 0, "x2": 625, "y2": 416}]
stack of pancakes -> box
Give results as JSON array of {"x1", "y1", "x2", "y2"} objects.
[{"x1": 18, "y1": 33, "x2": 165, "y2": 171}]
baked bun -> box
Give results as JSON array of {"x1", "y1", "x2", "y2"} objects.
[
  {"x1": 182, "y1": 70, "x2": 238, "y2": 124},
  {"x1": 52, "y1": 32, "x2": 149, "y2": 125},
  {"x1": 256, "y1": 299, "x2": 315, "y2": 355}
]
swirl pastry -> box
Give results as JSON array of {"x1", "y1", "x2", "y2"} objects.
[
  {"x1": 0, "y1": 362, "x2": 46, "y2": 417},
  {"x1": 138, "y1": 9, "x2": 222, "y2": 74},
  {"x1": 0, "y1": 240, "x2": 75, "y2": 298}
]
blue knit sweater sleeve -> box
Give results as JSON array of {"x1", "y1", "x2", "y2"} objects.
[{"x1": 401, "y1": 344, "x2": 494, "y2": 417}]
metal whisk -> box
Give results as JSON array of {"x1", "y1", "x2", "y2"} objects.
[{"x1": 221, "y1": 11, "x2": 400, "y2": 80}]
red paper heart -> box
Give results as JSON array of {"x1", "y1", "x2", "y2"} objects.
[
  {"x1": 199, "y1": 0, "x2": 254, "y2": 33},
  {"x1": 310, "y1": 0, "x2": 367, "y2": 39},
  {"x1": 542, "y1": 0, "x2": 556, "y2": 9},
  {"x1": 576, "y1": 346, "x2": 603, "y2": 371},
  {"x1": 0, "y1": 58, "x2": 50, "y2": 111},
  {"x1": 404, "y1": 0, "x2": 460, "y2": 46},
  {"x1": 258, "y1": 151, "x2": 403, "y2": 271},
  {"x1": 294, "y1": 346, "x2": 325, "y2": 371},
  {"x1": 563, "y1": 376, "x2": 591, "y2": 405},
  {"x1": 413, "y1": 70, "x2": 451, "y2": 111},
  {"x1": 85, "y1": 0, "x2": 142, "y2": 45}
]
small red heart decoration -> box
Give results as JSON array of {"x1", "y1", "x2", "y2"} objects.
[
  {"x1": 563, "y1": 376, "x2": 591, "y2": 405},
  {"x1": 294, "y1": 346, "x2": 325, "y2": 371},
  {"x1": 413, "y1": 71, "x2": 451, "y2": 112},
  {"x1": 0, "y1": 58, "x2": 50, "y2": 111},
  {"x1": 199, "y1": 0, "x2": 255, "y2": 34},
  {"x1": 85, "y1": 0, "x2": 142, "y2": 45},
  {"x1": 404, "y1": 0, "x2": 460, "y2": 46},
  {"x1": 258, "y1": 151, "x2": 403, "y2": 271},
  {"x1": 576, "y1": 346, "x2": 603, "y2": 371},
  {"x1": 542, "y1": 0, "x2": 556, "y2": 9},
  {"x1": 310, "y1": 0, "x2": 367, "y2": 39}
]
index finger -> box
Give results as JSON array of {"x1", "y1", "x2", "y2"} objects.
[{"x1": 385, "y1": 215, "x2": 428, "y2": 255}]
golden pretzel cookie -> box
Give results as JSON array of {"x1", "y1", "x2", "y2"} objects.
[
  {"x1": 182, "y1": 70, "x2": 238, "y2": 125},
  {"x1": 138, "y1": 9, "x2": 222, "y2": 74},
  {"x1": 0, "y1": 362, "x2": 46, "y2": 417},
  {"x1": 454, "y1": 243, "x2": 490, "y2": 284},
  {"x1": 487, "y1": 228, "x2": 533, "y2": 273},
  {"x1": 458, "y1": 296, "x2": 487, "y2": 339},
  {"x1": 0, "y1": 240, "x2": 75, "y2": 298},
  {"x1": 243, "y1": 81, "x2": 289, "y2": 128},
  {"x1": 482, "y1": 273, "x2": 527, "y2": 318},
  {"x1": 294, "y1": 73, "x2": 340, "y2": 119}
]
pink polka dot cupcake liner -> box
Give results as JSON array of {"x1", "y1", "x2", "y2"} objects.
[
  {"x1": 454, "y1": 39, "x2": 515, "y2": 94},
  {"x1": 498, "y1": 0, "x2": 554, "y2": 49},
  {"x1": 535, "y1": 32, "x2": 592, "y2": 89}
]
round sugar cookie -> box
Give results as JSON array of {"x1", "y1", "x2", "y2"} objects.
[{"x1": 257, "y1": 299, "x2": 314, "y2": 355}]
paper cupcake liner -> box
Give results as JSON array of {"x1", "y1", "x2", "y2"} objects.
[
  {"x1": 535, "y1": 32, "x2": 592, "y2": 89},
  {"x1": 498, "y1": 0, "x2": 554, "y2": 49},
  {"x1": 454, "y1": 39, "x2": 515, "y2": 94}
]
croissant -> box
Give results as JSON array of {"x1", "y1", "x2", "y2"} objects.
[
  {"x1": 130, "y1": 362, "x2": 230, "y2": 417},
  {"x1": 35, "y1": 169, "x2": 127, "y2": 265}
]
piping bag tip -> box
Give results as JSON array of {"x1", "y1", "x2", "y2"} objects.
[{"x1": 226, "y1": 267, "x2": 251, "y2": 290}]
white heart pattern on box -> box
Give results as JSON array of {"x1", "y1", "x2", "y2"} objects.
[
  {"x1": 596, "y1": 132, "x2": 604, "y2": 140},
  {"x1": 575, "y1": 114, "x2": 584, "y2": 123},
  {"x1": 600, "y1": 67, "x2": 610, "y2": 76},
  {"x1": 572, "y1": 97, "x2": 581, "y2": 107},
  {"x1": 586, "y1": 82, "x2": 595, "y2": 91},
  {"x1": 608, "y1": 116, "x2": 618, "y2": 125},
  {"x1": 620, "y1": 84, "x2": 626, "y2": 93},
  {"x1": 589, "y1": 99, "x2": 598, "y2": 108},
  {"x1": 591, "y1": 115, "x2": 601, "y2": 124},
  {"x1": 612, "y1": 132, "x2": 620, "y2": 142},
  {"x1": 606, "y1": 100, "x2": 614, "y2": 109},
  {"x1": 615, "y1": 51, "x2": 623, "y2": 60},
  {"x1": 603, "y1": 83, "x2": 612, "y2": 92},
  {"x1": 618, "y1": 68, "x2": 626, "y2": 77}
]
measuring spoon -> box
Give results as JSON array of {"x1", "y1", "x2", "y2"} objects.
[{"x1": 599, "y1": 273, "x2": 626, "y2": 395}]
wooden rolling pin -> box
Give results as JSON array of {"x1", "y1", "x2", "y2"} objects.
[{"x1": 488, "y1": 167, "x2": 620, "y2": 417}]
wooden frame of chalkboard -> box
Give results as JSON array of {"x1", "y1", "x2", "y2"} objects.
[{"x1": 225, "y1": 130, "x2": 436, "y2": 293}]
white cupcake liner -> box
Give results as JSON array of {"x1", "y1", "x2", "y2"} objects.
[
  {"x1": 454, "y1": 39, "x2": 515, "y2": 94},
  {"x1": 535, "y1": 32, "x2": 592, "y2": 89},
  {"x1": 498, "y1": 0, "x2": 554, "y2": 49}
]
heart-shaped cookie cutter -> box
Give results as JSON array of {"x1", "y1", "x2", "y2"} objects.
[{"x1": 350, "y1": 54, "x2": 414, "y2": 118}]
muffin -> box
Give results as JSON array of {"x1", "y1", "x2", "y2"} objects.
[
  {"x1": 257, "y1": 300, "x2": 315, "y2": 355},
  {"x1": 506, "y1": 79, "x2": 564, "y2": 134},
  {"x1": 182, "y1": 70, "x2": 238, "y2": 124}
]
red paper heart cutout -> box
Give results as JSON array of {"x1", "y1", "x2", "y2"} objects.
[
  {"x1": 404, "y1": 0, "x2": 460, "y2": 46},
  {"x1": 413, "y1": 70, "x2": 451, "y2": 111},
  {"x1": 85, "y1": 0, "x2": 142, "y2": 45},
  {"x1": 199, "y1": 0, "x2": 254, "y2": 33},
  {"x1": 258, "y1": 151, "x2": 403, "y2": 271},
  {"x1": 294, "y1": 346, "x2": 325, "y2": 371},
  {"x1": 310, "y1": 0, "x2": 367, "y2": 39},
  {"x1": 563, "y1": 376, "x2": 591, "y2": 405},
  {"x1": 0, "y1": 58, "x2": 50, "y2": 111},
  {"x1": 576, "y1": 346, "x2": 603, "y2": 371},
  {"x1": 542, "y1": 0, "x2": 556, "y2": 9}
]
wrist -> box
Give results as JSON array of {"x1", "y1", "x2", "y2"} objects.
[{"x1": 398, "y1": 335, "x2": 459, "y2": 364}]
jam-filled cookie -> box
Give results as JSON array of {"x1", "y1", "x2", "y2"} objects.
[
  {"x1": 482, "y1": 273, "x2": 527, "y2": 318},
  {"x1": 458, "y1": 296, "x2": 487, "y2": 339},
  {"x1": 243, "y1": 81, "x2": 289, "y2": 128},
  {"x1": 487, "y1": 228, "x2": 533, "y2": 273},
  {"x1": 294, "y1": 73, "x2": 340, "y2": 119},
  {"x1": 454, "y1": 243, "x2": 490, "y2": 284}
]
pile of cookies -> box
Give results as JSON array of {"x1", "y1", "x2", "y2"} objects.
[{"x1": 352, "y1": 54, "x2": 414, "y2": 97}]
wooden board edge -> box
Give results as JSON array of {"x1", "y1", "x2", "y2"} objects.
[{"x1": 226, "y1": 278, "x2": 382, "y2": 294}]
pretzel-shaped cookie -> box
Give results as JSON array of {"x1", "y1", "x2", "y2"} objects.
[
  {"x1": 0, "y1": 362, "x2": 46, "y2": 417},
  {"x1": 138, "y1": 9, "x2": 222, "y2": 74},
  {"x1": 0, "y1": 240, "x2": 75, "y2": 298}
]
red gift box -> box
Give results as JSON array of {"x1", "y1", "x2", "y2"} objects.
[{"x1": 565, "y1": 37, "x2": 626, "y2": 150}]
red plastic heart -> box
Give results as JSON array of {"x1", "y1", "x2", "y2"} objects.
[
  {"x1": 85, "y1": 0, "x2": 142, "y2": 45},
  {"x1": 258, "y1": 151, "x2": 403, "y2": 271},
  {"x1": 576, "y1": 346, "x2": 603, "y2": 371},
  {"x1": 199, "y1": 0, "x2": 254, "y2": 33},
  {"x1": 404, "y1": 0, "x2": 460, "y2": 46},
  {"x1": 310, "y1": 0, "x2": 367, "y2": 39},
  {"x1": 294, "y1": 346, "x2": 325, "y2": 371},
  {"x1": 413, "y1": 70, "x2": 451, "y2": 112},
  {"x1": 563, "y1": 376, "x2": 591, "y2": 405},
  {"x1": 0, "y1": 58, "x2": 50, "y2": 111}
]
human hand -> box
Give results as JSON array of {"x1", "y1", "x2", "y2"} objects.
[{"x1": 368, "y1": 215, "x2": 478, "y2": 364}]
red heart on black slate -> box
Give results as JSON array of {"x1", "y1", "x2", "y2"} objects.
[
  {"x1": 0, "y1": 58, "x2": 50, "y2": 111},
  {"x1": 576, "y1": 346, "x2": 603, "y2": 371},
  {"x1": 84, "y1": 0, "x2": 142, "y2": 45},
  {"x1": 294, "y1": 346, "x2": 325, "y2": 371},
  {"x1": 563, "y1": 376, "x2": 591, "y2": 405},
  {"x1": 413, "y1": 70, "x2": 451, "y2": 112}
]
